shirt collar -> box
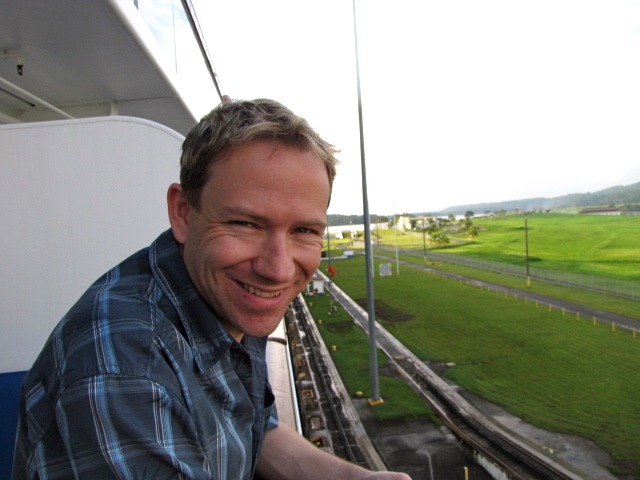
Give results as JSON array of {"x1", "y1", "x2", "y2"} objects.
[{"x1": 149, "y1": 229, "x2": 235, "y2": 371}]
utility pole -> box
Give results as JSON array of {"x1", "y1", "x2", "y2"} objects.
[
  {"x1": 525, "y1": 216, "x2": 531, "y2": 287},
  {"x1": 422, "y1": 225, "x2": 427, "y2": 260}
]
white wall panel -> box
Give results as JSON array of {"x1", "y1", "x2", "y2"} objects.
[{"x1": 0, "y1": 116, "x2": 182, "y2": 372}]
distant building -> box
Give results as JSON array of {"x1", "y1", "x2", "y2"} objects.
[
  {"x1": 325, "y1": 222, "x2": 389, "y2": 239},
  {"x1": 393, "y1": 215, "x2": 413, "y2": 230},
  {"x1": 578, "y1": 207, "x2": 621, "y2": 216},
  {"x1": 307, "y1": 273, "x2": 325, "y2": 295}
]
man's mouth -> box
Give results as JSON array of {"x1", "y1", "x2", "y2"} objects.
[{"x1": 242, "y1": 283, "x2": 283, "y2": 299}]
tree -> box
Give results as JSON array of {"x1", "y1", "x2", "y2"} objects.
[
  {"x1": 429, "y1": 231, "x2": 450, "y2": 246},
  {"x1": 462, "y1": 211, "x2": 478, "y2": 239}
]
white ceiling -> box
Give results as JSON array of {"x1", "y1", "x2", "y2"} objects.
[{"x1": 0, "y1": 0, "x2": 203, "y2": 135}]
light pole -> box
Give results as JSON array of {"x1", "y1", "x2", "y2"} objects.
[{"x1": 352, "y1": 0, "x2": 381, "y2": 404}]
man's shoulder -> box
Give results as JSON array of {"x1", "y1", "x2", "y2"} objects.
[
  {"x1": 17, "y1": 231, "x2": 192, "y2": 451},
  {"x1": 31, "y1": 244, "x2": 178, "y2": 387},
  {"x1": 66, "y1": 249, "x2": 157, "y2": 326}
]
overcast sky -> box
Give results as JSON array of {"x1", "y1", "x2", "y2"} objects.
[{"x1": 165, "y1": 0, "x2": 640, "y2": 215}]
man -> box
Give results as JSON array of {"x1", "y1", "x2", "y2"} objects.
[{"x1": 13, "y1": 98, "x2": 411, "y2": 479}]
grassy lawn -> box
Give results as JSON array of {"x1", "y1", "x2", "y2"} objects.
[
  {"x1": 374, "y1": 249, "x2": 640, "y2": 320},
  {"x1": 467, "y1": 214, "x2": 640, "y2": 280},
  {"x1": 306, "y1": 292, "x2": 438, "y2": 423},
  {"x1": 320, "y1": 255, "x2": 640, "y2": 475},
  {"x1": 342, "y1": 213, "x2": 640, "y2": 319},
  {"x1": 369, "y1": 213, "x2": 640, "y2": 280}
]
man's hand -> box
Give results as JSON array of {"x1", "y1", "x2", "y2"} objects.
[
  {"x1": 256, "y1": 424, "x2": 412, "y2": 480},
  {"x1": 362, "y1": 473, "x2": 412, "y2": 480}
]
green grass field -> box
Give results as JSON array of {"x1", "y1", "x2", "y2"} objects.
[
  {"x1": 378, "y1": 249, "x2": 640, "y2": 320},
  {"x1": 312, "y1": 251, "x2": 640, "y2": 476},
  {"x1": 371, "y1": 213, "x2": 640, "y2": 280},
  {"x1": 461, "y1": 213, "x2": 640, "y2": 279},
  {"x1": 307, "y1": 293, "x2": 439, "y2": 423}
]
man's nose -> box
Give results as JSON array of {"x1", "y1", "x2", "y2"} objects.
[{"x1": 254, "y1": 233, "x2": 296, "y2": 282}]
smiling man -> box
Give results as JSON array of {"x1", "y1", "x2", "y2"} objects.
[
  {"x1": 169, "y1": 139, "x2": 330, "y2": 342},
  {"x1": 13, "y1": 99, "x2": 411, "y2": 480}
]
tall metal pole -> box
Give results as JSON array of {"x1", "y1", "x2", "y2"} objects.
[
  {"x1": 393, "y1": 208, "x2": 400, "y2": 276},
  {"x1": 422, "y1": 227, "x2": 427, "y2": 259},
  {"x1": 352, "y1": 0, "x2": 381, "y2": 403}
]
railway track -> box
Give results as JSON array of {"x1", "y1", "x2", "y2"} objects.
[
  {"x1": 284, "y1": 297, "x2": 386, "y2": 471},
  {"x1": 306, "y1": 274, "x2": 589, "y2": 480}
]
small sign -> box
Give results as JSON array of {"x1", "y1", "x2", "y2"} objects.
[{"x1": 379, "y1": 263, "x2": 392, "y2": 277}]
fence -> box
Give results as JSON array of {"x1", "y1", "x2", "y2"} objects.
[{"x1": 380, "y1": 246, "x2": 640, "y2": 301}]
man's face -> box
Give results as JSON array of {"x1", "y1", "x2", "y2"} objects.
[{"x1": 171, "y1": 140, "x2": 330, "y2": 341}]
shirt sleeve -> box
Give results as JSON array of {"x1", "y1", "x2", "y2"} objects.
[
  {"x1": 50, "y1": 374, "x2": 211, "y2": 479},
  {"x1": 267, "y1": 400, "x2": 279, "y2": 430}
]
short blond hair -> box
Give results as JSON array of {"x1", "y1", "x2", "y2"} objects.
[{"x1": 180, "y1": 98, "x2": 339, "y2": 209}]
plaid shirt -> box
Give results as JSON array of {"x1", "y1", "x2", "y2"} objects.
[{"x1": 13, "y1": 230, "x2": 277, "y2": 479}]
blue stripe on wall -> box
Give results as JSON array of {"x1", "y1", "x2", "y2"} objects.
[{"x1": 1, "y1": 371, "x2": 26, "y2": 479}]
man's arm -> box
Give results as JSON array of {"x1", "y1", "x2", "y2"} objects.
[{"x1": 255, "y1": 423, "x2": 412, "y2": 480}]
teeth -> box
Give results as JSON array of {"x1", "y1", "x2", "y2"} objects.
[{"x1": 244, "y1": 284, "x2": 282, "y2": 298}]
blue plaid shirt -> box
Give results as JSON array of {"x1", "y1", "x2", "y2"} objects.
[{"x1": 13, "y1": 230, "x2": 277, "y2": 479}]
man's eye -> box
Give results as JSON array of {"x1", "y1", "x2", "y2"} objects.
[
  {"x1": 296, "y1": 227, "x2": 322, "y2": 236},
  {"x1": 229, "y1": 221, "x2": 255, "y2": 228}
]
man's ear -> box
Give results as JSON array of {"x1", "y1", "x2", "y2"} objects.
[{"x1": 167, "y1": 183, "x2": 191, "y2": 244}]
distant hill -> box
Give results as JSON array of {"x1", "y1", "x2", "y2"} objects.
[
  {"x1": 435, "y1": 181, "x2": 640, "y2": 215},
  {"x1": 328, "y1": 181, "x2": 640, "y2": 223}
]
